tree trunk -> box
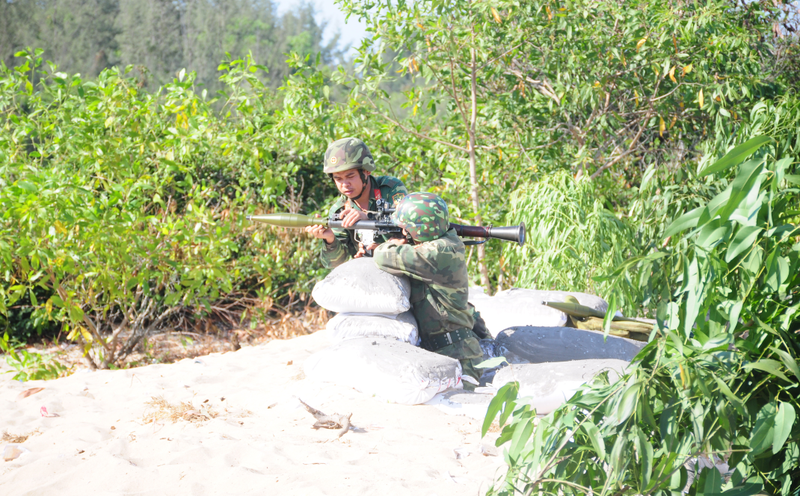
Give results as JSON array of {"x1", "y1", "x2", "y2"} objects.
[{"x1": 468, "y1": 26, "x2": 491, "y2": 292}]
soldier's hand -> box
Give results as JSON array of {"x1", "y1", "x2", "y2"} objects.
[
  {"x1": 304, "y1": 215, "x2": 335, "y2": 244},
  {"x1": 385, "y1": 237, "x2": 409, "y2": 246},
  {"x1": 354, "y1": 242, "x2": 379, "y2": 259},
  {"x1": 339, "y1": 206, "x2": 368, "y2": 228}
]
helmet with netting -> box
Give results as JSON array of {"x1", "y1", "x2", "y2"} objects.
[
  {"x1": 393, "y1": 192, "x2": 450, "y2": 242},
  {"x1": 323, "y1": 137, "x2": 376, "y2": 173}
]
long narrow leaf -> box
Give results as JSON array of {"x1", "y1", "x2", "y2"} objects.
[
  {"x1": 699, "y1": 136, "x2": 773, "y2": 177},
  {"x1": 725, "y1": 226, "x2": 763, "y2": 262},
  {"x1": 580, "y1": 420, "x2": 606, "y2": 461},
  {"x1": 772, "y1": 402, "x2": 796, "y2": 454},
  {"x1": 718, "y1": 159, "x2": 765, "y2": 222},
  {"x1": 772, "y1": 348, "x2": 800, "y2": 380},
  {"x1": 743, "y1": 359, "x2": 790, "y2": 382},
  {"x1": 482, "y1": 382, "x2": 518, "y2": 437},
  {"x1": 664, "y1": 206, "x2": 704, "y2": 239}
]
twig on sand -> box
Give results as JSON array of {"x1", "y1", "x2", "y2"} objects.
[{"x1": 298, "y1": 398, "x2": 352, "y2": 438}]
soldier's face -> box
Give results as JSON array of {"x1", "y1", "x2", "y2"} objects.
[{"x1": 332, "y1": 169, "x2": 369, "y2": 199}]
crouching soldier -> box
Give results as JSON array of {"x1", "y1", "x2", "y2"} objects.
[
  {"x1": 373, "y1": 192, "x2": 486, "y2": 387},
  {"x1": 305, "y1": 137, "x2": 407, "y2": 268}
]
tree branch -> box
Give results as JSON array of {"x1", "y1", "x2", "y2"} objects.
[
  {"x1": 365, "y1": 97, "x2": 468, "y2": 152},
  {"x1": 589, "y1": 109, "x2": 653, "y2": 180}
]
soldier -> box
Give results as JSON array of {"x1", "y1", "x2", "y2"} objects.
[
  {"x1": 305, "y1": 137, "x2": 407, "y2": 268},
  {"x1": 372, "y1": 192, "x2": 486, "y2": 387}
]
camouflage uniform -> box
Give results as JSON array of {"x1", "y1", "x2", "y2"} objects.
[
  {"x1": 320, "y1": 175, "x2": 408, "y2": 268},
  {"x1": 373, "y1": 193, "x2": 483, "y2": 383}
]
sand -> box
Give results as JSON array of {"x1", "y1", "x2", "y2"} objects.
[{"x1": 0, "y1": 330, "x2": 507, "y2": 495}]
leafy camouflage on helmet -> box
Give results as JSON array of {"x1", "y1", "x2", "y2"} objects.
[
  {"x1": 393, "y1": 192, "x2": 449, "y2": 242},
  {"x1": 323, "y1": 137, "x2": 376, "y2": 173}
]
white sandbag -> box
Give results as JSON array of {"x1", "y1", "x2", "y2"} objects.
[
  {"x1": 494, "y1": 326, "x2": 645, "y2": 364},
  {"x1": 304, "y1": 337, "x2": 462, "y2": 405},
  {"x1": 312, "y1": 257, "x2": 411, "y2": 314},
  {"x1": 326, "y1": 311, "x2": 420, "y2": 345},
  {"x1": 468, "y1": 288, "x2": 609, "y2": 337},
  {"x1": 492, "y1": 359, "x2": 629, "y2": 415}
]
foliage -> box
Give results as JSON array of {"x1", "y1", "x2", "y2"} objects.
[
  {"x1": 0, "y1": 0, "x2": 342, "y2": 92},
  {"x1": 0, "y1": 333, "x2": 68, "y2": 381},
  {"x1": 331, "y1": 0, "x2": 792, "y2": 292},
  {"x1": 502, "y1": 171, "x2": 640, "y2": 314},
  {"x1": 0, "y1": 50, "x2": 325, "y2": 367},
  {"x1": 485, "y1": 137, "x2": 800, "y2": 494}
]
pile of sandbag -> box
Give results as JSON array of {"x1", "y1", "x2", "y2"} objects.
[
  {"x1": 491, "y1": 359, "x2": 630, "y2": 415},
  {"x1": 489, "y1": 325, "x2": 646, "y2": 414},
  {"x1": 305, "y1": 337, "x2": 462, "y2": 405},
  {"x1": 307, "y1": 258, "x2": 464, "y2": 405},
  {"x1": 469, "y1": 287, "x2": 609, "y2": 337},
  {"x1": 462, "y1": 288, "x2": 648, "y2": 416},
  {"x1": 307, "y1": 260, "x2": 646, "y2": 410},
  {"x1": 312, "y1": 257, "x2": 420, "y2": 345}
]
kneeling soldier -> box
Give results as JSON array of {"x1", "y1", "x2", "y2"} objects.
[{"x1": 373, "y1": 192, "x2": 485, "y2": 387}]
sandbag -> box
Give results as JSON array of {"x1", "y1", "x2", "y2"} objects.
[
  {"x1": 492, "y1": 359, "x2": 628, "y2": 414},
  {"x1": 326, "y1": 311, "x2": 420, "y2": 345},
  {"x1": 304, "y1": 337, "x2": 462, "y2": 405},
  {"x1": 312, "y1": 257, "x2": 411, "y2": 314},
  {"x1": 468, "y1": 288, "x2": 609, "y2": 337},
  {"x1": 494, "y1": 326, "x2": 645, "y2": 364}
]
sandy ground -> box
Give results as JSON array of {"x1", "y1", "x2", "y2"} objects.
[{"x1": 1, "y1": 330, "x2": 507, "y2": 495}]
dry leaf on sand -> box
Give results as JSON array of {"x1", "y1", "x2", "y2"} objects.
[{"x1": 16, "y1": 388, "x2": 45, "y2": 401}]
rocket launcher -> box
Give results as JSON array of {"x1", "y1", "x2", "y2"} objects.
[{"x1": 246, "y1": 212, "x2": 525, "y2": 246}]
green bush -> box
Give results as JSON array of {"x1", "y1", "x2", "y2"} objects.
[
  {"x1": 485, "y1": 137, "x2": 800, "y2": 495},
  {"x1": 0, "y1": 333, "x2": 67, "y2": 381},
  {"x1": 0, "y1": 50, "x2": 327, "y2": 368},
  {"x1": 502, "y1": 171, "x2": 641, "y2": 313}
]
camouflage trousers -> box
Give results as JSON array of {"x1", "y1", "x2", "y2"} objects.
[{"x1": 433, "y1": 334, "x2": 483, "y2": 390}]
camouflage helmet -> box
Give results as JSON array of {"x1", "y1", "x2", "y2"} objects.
[
  {"x1": 323, "y1": 137, "x2": 376, "y2": 173},
  {"x1": 393, "y1": 192, "x2": 450, "y2": 242}
]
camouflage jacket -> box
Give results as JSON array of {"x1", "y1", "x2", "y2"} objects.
[
  {"x1": 320, "y1": 175, "x2": 407, "y2": 268},
  {"x1": 373, "y1": 229, "x2": 482, "y2": 360}
]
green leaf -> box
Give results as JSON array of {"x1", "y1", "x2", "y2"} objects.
[
  {"x1": 696, "y1": 220, "x2": 731, "y2": 249},
  {"x1": 475, "y1": 357, "x2": 507, "y2": 369},
  {"x1": 784, "y1": 174, "x2": 800, "y2": 186},
  {"x1": 772, "y1": 402, "x2": 796, "y2": 454},
  {"x1": 634, "y1": 427, "x2": 654, "y2": 488},
  {"x1": 482, "y1": 382, "x2": 517, "y2": 437},
  {"x1": 68, "y1": 305, "x2": 85, "y2": 324},
  {"x1": 718, "y1": 159, "x2": 764, "y2": 223},
  {"x1": 743, "y1": 359, "x2": 789, "y2": 382},
  {"x1": 751, "y1": 402, "x2": 778, "y2": 456},
  {"x1": 649, "y1": 451, "x2": 679, "y2": 492},
  {"x1": 609, "y1": 434, "x2": 628, "y2": 477},
  {"x1": 508, "y1": 416, "x2": 534, "y2": 460},
  {"x1": 580, "y1": 420, "x2": 606, "y2": 461},
  {"x1": 765, "y1": 253, "x2": 790, "y2": 292},
  {"x1": 613, "y1": 381, "x2": 641, "y2": 425},
  {"x1": 772, "y1": 348, "x2": 800, "y2": 380},
  {"x1": 725, "y1": 226, "x2": 762, "y2": 262},
  {"x1": 713, "y1": 376, "x2": 745, "y2": 415},
  {"x1": 699, "y1": 136, "x2": 772, "y2": 177},
  {"x1": 664, "y1": 206, "x2": 704, "y2": 239},
  {"x1": 603, "y1": 293, "x2": 617, "y2": 334},
  {"x1": 720, "y1": 483, "x2": 763, "y2": 496},
  {"x1": 697, "y1": 464, "x2": 723, "y2": 494},
  {"x1": 17, "y1": 181, "x2": 37, "y2": 193}
]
